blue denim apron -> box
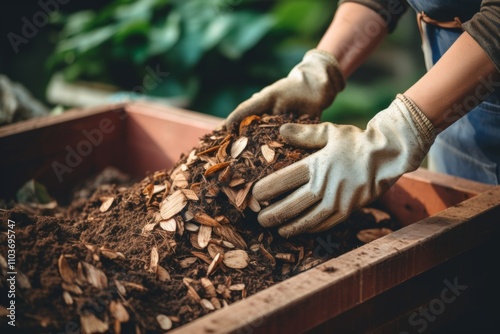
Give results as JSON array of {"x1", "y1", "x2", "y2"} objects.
[{"x1": 408, "y1": 0, "x2": 500, "y2": 185}]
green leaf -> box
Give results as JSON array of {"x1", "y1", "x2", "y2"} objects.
[
  {"x1": 56, "y1": 25, "x2": 121, "y2": 53},
  {"x1": 202, "y1": 14, "x2": 235, "y2": 50},
  {"x1": 147, "y1": 11, "x2": 181, "y2": 57},
  {"x1": 60, "y1": 11, "x2": 96, "y2": 38},
  {"x1": 219, "y1": 12, "x2": 275, "y2": 59},
  {"x1": 272, "y1": 0, "x2": 333, "y2": 37}
]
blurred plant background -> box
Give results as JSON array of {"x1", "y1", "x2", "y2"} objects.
[{"x1": 0, "y1": 0, "x2": 426, "y2": 125}]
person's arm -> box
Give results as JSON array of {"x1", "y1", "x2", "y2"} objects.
[{"x1": 318, "y1": 2, "x2": 389, "y2": 78}]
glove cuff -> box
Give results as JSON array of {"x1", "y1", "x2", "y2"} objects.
[
  {"x1": 305, "y1": 49, "x2": 346, "y2": 93},
  {"x1": 396, "y1": 93, "x2": 436, "y2": 144}
]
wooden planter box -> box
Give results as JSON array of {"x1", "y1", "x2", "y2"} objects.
[{"x1": 1, "y1": 103, "x2": 499, "y2": 333}]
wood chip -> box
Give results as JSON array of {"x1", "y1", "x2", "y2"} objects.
[
  {"x1": 215, "y1": 215, "x2": 230, "y2": 224},
  {"x1": 156, "y1": 314, "x2": 173, "y2": 330},
  {"x1": 159, "y1": 219, "x2": 177, "y2": 232},
  {"x1": 191, "y1": 251, "x2": 212, "y2": 265},
  {"x1": 58, "y1": 255, "x2": 75, "y2": 283},
  {"x1": 267, "y1": 141, "x2": 284, "y2": 148},
  {"x1": 207, "y1": 253, "x2": 223, "y2": 276},
  {"x1": 82, "y1": 262, "x2": 108, "y2": 289},
  {"x1": 218, "y1": 165, "x2": 232, "y2": 184},
  {"x1": 235, "y1": 182, "x2": 253, "y2": 209},
  {"x1": 62, "y1": 282, "x2": 82, "y2": 295},
  {"x1": 360, "y1": 207, "x2": 392, "y2": 223},
  {"x1": 99, "y1": 196, "x2": 114, "y2": 213},
  {"x1": 216, "y1": 140, "x2": 230, "y2": 163},
  {"x1": 141, "y1": 222, "x2": 157, "y2": 234},
  {"x1": 197, "y1": 225, "x2": 212, "y2": 249},
  {"x1": 261, "y1": 144, "x2": 275, "y2": 163},
  {"x1": 204, "y1": 161, "x2": 232, "y2": 177},
  {"x1": 193, "y1": 212, "x2": 220, "y2": 227},
  {"x1": 152, "y1": 184, "x2": 167, "y2": 195},
  {"x1": 100, "y1": 249, "x2": 125, "y2": 260},
  {"x1": 275, "y1": 253, "x2": 296, "y2": 263},
  {"x1": 62, "y1": 291, "x2": 73, "y2": 305},
  {"x1": 228, "y1": 283, "x2": 245, "y2": 291},
  {"x1": 259, "y1": 245, "x2": 276, "y2": 267},
  {"x1": 230, "y1": 136, "x2": 248, "y2": 158},
  {"x1": 173, "y1": 172, "x2": 189, "y2": 189},
  {"x1": 200, "y1": 299, "x2": 215, "y2": 311},
  {"x1": 149, "y1": 247, "x2": 159, "y2": 273},
  {"x1": 357, "y1": 227, "x2": 393, "y2": 243},
  {"x1": 201, "y1": 277, "x2": 216, "y2": 298},
  {"x1": 181, "y1": 189, "x2": 199, "y2": 201},
  {"x1": 207, "y1": 243, "x2": 225, "y2": 258},
  {"x1": 179, "y1": 257, "x2": 198, "y2": 268},
  {"x1": 185, "y1": 283, "x2": 202, "y2": 303},
  {"x1": 249, "y1": 244, "x2": 261, "y2": 252},
  {"x1": 247, "y1": 195, "x2": 261, "y2": 212},
  {"x1": 213, "y1": 225, "x2": 247, "y2": 249},
  {"x1": 159, "y1": 190, "x2": 187, "y2": 220},
  {"x1": 228, "y1": 177, "x2": 245, "y2": 187},
  {"x1": 223, "y1": 250, "x2": 249, "y2": 269},
  {"x1": 185, "y1": 222, "x2": 199, "y2": 232},
  {"x1": 190, "y1": 232, "x2": 204, "y2": 250},
  {"x1": 80, "y1": 313, "x2": 109, "y2": 333},
  {"x1": 109, "y1": 300, "x2": 129, "y2": 323},
  {"x1": 157, "y1": 265, "x2": 171, "y2": 282}
]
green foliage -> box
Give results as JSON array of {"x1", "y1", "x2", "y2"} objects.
[{"x1": 48, "y1": 0, "x2": 423, "y2": 119}]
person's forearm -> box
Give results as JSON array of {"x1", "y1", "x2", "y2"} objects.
[
  {"x1": 405, "y1": 32, "x2": 499, "y2": 131},
  {"x1": 317, "y1": 2, "x2": 388, "y2": 78}
]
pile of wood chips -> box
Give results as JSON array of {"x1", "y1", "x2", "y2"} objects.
[{"x1": 0, "y1": 114, "x2": 399, "y2": 333}]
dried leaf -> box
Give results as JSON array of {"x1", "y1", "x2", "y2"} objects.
[
  {"x1": 110, "y1": 300, "x2": 130, "y2": 323},
  {"x1": 207, "y1": 253, "x2": 223, "y2": 276},
  {"x1": 179, "y1": 257, "x2": 198, "y2": 268},
  {"x1": 197, "y1": 225, "x2": 212, "y2": 249},
  {"x1": 80, "y1": 313, "x2": 109, "y2": 334},
  {"x1": 157, "y1": 265, "x2": 171, "y2": 282},
  {"x1": 204, "y1": 161, "x2": 231, "y2": 177},
  {"x1": 58, "y1": 255, "x2": 76, "y2": 283},
  {"x1": 261, "y1": 144, "x2": 275, "y2": 163},
  {"x1": 217, "y1": 140, "x2": 230, "y2": 163},
  {"x1": 159, "y1": 219, "x2": 177, "y2": 232},
  {"x1": 357, "y1": 228, "x2": 393, "y2": 243},
  {"x1": 156, "y1": 314, "x2": 173, "y2": 330},
  {"x1": 149, "y1": 247, "x2": 159, "y2": 273},
  {"x1": 218, "y1": 165, "x2": 232, "y2": 184},
  {"x1": 230, "y1": 137, "x2": 248, "y2": 158},
  {"x1": 99, "y1": 196, "x2": 114, "y2": 212},
  {"x1": 197, "y1": 145, "x2": 221, "y2": 156},
  {"x1": 239, "y1": 115, "x2": 261, "y2": 135},
  {"x1": 160, "y1": 190, "x2": 187, "y2": 220},
  {"x1": 223, "y1": 250, "x2": 249, "y2": 269}
]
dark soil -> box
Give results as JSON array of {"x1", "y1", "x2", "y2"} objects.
[{"x1": 0, "y1": 114, "x2": 401, "y2": 333}]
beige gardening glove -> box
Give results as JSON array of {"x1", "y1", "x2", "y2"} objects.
[
  {"x1": 253, "y1": 94, "x2": 436, "y2": 237},
  {"x1": 226, "y1": 49, "x2": 345, "y2": 127}
]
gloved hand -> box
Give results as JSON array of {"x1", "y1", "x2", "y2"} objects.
[
  {"x1": 226, "y1": 49, "x2": 345, "y2": 127},
  {"x1": 253, "y1": 94, "x2": 436, "y2": 237}
]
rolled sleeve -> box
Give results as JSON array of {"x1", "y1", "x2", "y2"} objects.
[
  {"x1": 339, "y1": 0, "x2": 408, "y2": 32},
  {"x1": 462, "y1": 0, "x2": 500, "y2": 72}
]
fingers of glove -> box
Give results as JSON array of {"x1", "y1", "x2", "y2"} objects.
[
  {"x1": 226, "y1": 93, "x2": 273, "y2": 128},
  {"x1": 305, "y1": 211, "x2": 347, "y2": 234},
  {"x1": 257, "y1": 188, "x2": 320, "y2": 228},
  {"x1": 277, "y1": 204, "x2": 343, "y2": 238},
  {"x1": 280, "y1": 123, "x2": 330, "y2": 149},
  {"x1": 253, "y1": 162, "x2": 309, "y2": 203}
]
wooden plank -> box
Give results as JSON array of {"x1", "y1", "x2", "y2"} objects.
[
  {"x1": 379, "y1": 168, "x2": 495, "y2": 226},
  {"x1": 121, "y1": 102, "x2": 221, "y2": 176},
  {"x1": 0, "y1": 104, "x2": 128, "y2": 200},
  {"x1": 172, "y1": 186, "x2": 500, "y2": 334}
]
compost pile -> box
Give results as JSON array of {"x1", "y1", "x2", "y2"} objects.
[{"x1": 0, "y1": 114, "x2": 400, "y2": 333}]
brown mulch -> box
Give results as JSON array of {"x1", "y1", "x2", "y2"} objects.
[{"x1": 0, "y1": 114, "x2": 401, "y2": 333}]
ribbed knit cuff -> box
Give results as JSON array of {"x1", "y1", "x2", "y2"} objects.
[{"x1": 396, "y1": 93, "x2": 436, "y2": 143}]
